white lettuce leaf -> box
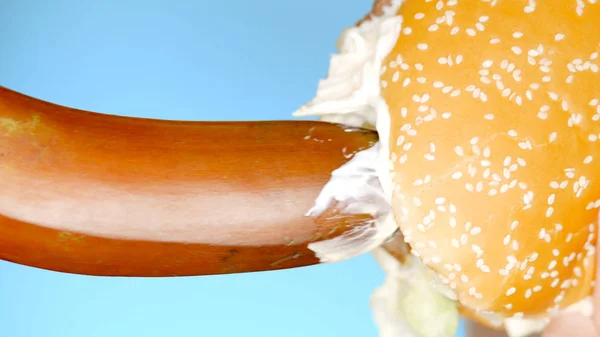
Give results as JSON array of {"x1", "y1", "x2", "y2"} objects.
[{"x1": 370, "y1": 248, "x2": 459, "y2": 337}]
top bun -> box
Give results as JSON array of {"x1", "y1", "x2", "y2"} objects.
[{"x1": 381, "y1": 0, "x2": 600, "y2": 319}]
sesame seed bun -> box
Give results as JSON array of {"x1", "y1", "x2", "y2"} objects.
[{"x1": 381, "y1": 0, "x2": 600, "y2": 322}]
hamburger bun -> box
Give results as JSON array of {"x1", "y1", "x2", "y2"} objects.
[{"x1": 382, "y1": 0, "x2": 599, "y2": 317}]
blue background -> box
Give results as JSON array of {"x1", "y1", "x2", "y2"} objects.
[{"x1": 0, "y1": 1, "x2": 465, "y2": 336}]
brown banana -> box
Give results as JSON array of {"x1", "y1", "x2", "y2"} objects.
[{"x1": 0, "y1": 85, "x2": 378, "y2": 277}]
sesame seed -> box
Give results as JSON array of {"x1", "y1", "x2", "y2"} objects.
[
  {"x1": 482, "y1": 60, "x2": 494, "y2": 68},
  {"x1": 529, "y1": 252, "x2": 538, "y2": 261}
]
